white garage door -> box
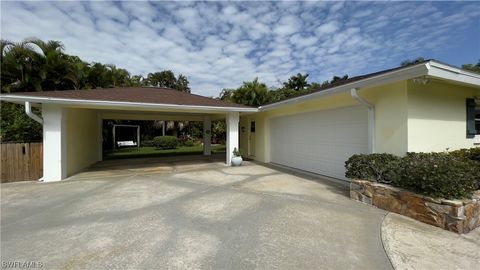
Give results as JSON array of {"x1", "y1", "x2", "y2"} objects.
[{"x1": 270, "y1": 106, "x2": 369, "y2": 180}]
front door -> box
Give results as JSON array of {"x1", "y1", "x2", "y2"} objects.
[{"x1": 248, "y1": 120, "x2": 255, "y2": 157}]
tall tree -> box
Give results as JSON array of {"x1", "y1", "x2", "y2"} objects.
[
  {"x1": 400, "y1": 57, "x2": 426, "y2": 67},
  {"x1": 64, "y1": 56, "x2": 90, "y2": 90},
  {"x1": 462, "y1": 60, "x2": 480, "y2": 73},
  {"x1": 232, "y1": 77, "x2": 269, "y2": 106},
  {"x1": 175, "y1": 74, "x2": 191, "y2": 93},
  {"x1": 218, "y1": 88, "x2": 236, "y2": 102},
  {"x1": 25, "y1": 38, "x2": 71, "y2": 90},
  {"x1": 1, "y1": 40, "x2": 45, "y2": 92},
  {"x1": 146, "y1": 70, "x2": 177, "y2": 88},
  {"x1": 283, "y1": 73, "x2": 310, "y2": 91}
]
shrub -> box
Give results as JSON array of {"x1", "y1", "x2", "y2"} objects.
[
  {"x1": 396, "y1": 153, "x2": 478, "y2": 199},
  {"x1": 449, "y1": 148, "x2": 480, "y2": 162},
  {"x1": 153, "y1": 136, "x2": 178, "y2": 149},
  {"x1": 184, "y1": 139, "x2": 194, "y2": 147},
  {"x1": 345, "y1": 153, "x2": 400, "y2": 183},
  {"x1": 345, "y1": 151, "x2": 479, "y2": 199},
  {"x1": 141, "y1": 140, "x2": 155, "y2": 147}
]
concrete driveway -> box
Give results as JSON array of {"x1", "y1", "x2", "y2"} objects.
[{"x1": 1, "y1": 157, "x2": 392, "y2": 269}]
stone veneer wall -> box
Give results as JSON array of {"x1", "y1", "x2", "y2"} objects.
[{"x1": 350, "y1": 180, "x2": 480, "y2": 234}]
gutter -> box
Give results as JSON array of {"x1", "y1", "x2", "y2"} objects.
[
  {"x1": 259, "y1": 62, "x2": 429, "y2": 111},
  {"x1": 0, "y1": 96, "x2": 258, "y2": 113},
  {"x1": 25, "y1": 101, "x2": 43, "y2": 124},
  {"x1": 351, "y1": 88, "x2": 375, "y2": 153}
]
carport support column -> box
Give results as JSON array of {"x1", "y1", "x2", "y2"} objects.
[
  {"x1": 203, "y1": 116, "x2": 211, "y2": 155},
  {"x1": 42, "y1": 105, "x2": 67, "y2": 182},
  {"x1": 226, "y1": 112, "x2": 239, "y2": 165}
]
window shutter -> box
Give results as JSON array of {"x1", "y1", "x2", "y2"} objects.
[{"x1": 466, "y1": 98, "x2": 476, "y2": 138}]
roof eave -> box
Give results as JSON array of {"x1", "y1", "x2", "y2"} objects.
[
  {"x1": 0, "y1": 95, "x2": 258, "y2": 113},
  {"x1": 259, "y1": 62, "x2": 430, "y2": 111},
  {"x1": 427, "y1": 61, "x2": 480, "y2": 87}
]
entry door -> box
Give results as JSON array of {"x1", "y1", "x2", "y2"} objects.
[
  {"x1": 269, "y1": 106, "x2": 368, "y2": 180},
  {"x1": 248, "y1": 120, "x2": 256, "y2": 156}
]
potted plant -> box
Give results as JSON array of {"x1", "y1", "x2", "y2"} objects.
[{"x1": 231, "y1": 147, "x2": 243, "y2": 166}]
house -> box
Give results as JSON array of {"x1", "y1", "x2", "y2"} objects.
[{"x1": 1, "y1": 60, "x2": 479, "y2": 182}]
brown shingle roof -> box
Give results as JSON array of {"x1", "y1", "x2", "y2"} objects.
[{"x1": 7, "y1": 87, "x2": 252, "y2": 108}]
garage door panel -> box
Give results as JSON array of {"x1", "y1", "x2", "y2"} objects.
[{"x1": 270, "y1": 106, "x2": 368, "y2": 180}]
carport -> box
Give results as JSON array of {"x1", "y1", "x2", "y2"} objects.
[{"x1": 0, "y1": 87, "x2": 257, "y2": 182}]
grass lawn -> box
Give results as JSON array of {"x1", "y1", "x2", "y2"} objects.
[{"x1": 104, "y1": 144, "x2": 226, "y2": 160}]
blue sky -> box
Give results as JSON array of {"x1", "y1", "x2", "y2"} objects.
[{"x1": 1, "y1": 1, "x2": 479, "y2": 96}]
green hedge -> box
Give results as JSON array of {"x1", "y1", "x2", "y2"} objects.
[
  {"x1": 345, "y1": 151, "x2": 480, "y2": 199},
  {"x1": 449, "y1": 148, "x2": 480, "y2": 162},
  {"x1": 153, "y1": 136, "x2": 178, "y2": 149},
  {"x1": 345, "y1": 153, "x2": 400, "y2": 183},
  {"x1": 183, "y1": 140, "x2": 194, "y2": 147},
  {"x1": 141, "y1": 140, "x2": 155, "y2": 147}
]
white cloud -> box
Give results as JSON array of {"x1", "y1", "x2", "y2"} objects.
[
  {"x1": 1, "y1": 1, "x2": 478, "y2": 97},
  {"x1": 316, "y1": 21, "x2": 340, "y2": 35}
]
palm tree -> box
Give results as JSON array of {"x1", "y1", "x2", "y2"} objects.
[
  {"x1": 175, "y1": 74, "x2": 190, "y2": 93},
  {"x1": 0, "y1": 40, "x2": 44, "y2": 92},
  {"x1": 283, "y1": 73, "x2": 310, "y2": 91},
  {"x1": 130, "y1": 75, "x2": 145, "y2": 86},
  {"x1": 64, "y1": 56, "x2": 89, "y2": 90},
  {"x1": 233, "y1": 77, "x2": 269, "y2": 106},
  {"x1": 25, "y1": 38, "x2": 68, "y2": 90}
]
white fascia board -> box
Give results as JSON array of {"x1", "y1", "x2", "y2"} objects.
[
  {"x1": 427, "y1": 61, "x2": 480, "y2": 87},
  {"x1": 259, "y1": 63, "x2": 429, "y2": 111},
  {"x1": 0, "y1": 95, "x2": 258, "y2": 113}
]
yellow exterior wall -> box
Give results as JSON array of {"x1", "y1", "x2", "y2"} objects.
[
  {"x1": 66, "y1": 108, "x2": 99, "y2": 176},
  {"x1": 362, "y1": 81, "x2": 409, "y2": 155},
  {"x1": 240, "y1": 81, "x2": 410, "y2": 162},
  {"x1": 407, "y1": 80, "x2": 480, "y2": 152},
  {"x1": 241, "y1": 79, "x2": 480, "y2": 165},
  {"x1": 239, "y1": 116, "x2": 249, "y2": 156}
]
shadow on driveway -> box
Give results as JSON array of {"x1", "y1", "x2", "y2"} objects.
[{"x1": 1, "y1": 159, "x2": 391, "y2": 269}]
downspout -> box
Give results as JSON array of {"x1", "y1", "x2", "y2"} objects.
[
  {"x1": 25, "y1": 101, "x2": 43, "y2": 124},
  {"x1": 351, "y1": 88, "x2": 375, "y2": 153}
]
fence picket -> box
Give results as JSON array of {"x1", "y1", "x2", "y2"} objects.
[{"x1": 0, "y1": 143, "x2": 43, "y2": 183}]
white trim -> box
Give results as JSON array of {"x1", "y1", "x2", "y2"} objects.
[
  {"x1": 259, "y1": 62, "x2": 429, "y2": 111},
  {"x1": 2, "y1": 61, "x2": 478, "y2": 114},
  {"x1": 427, "y1": 62, "x2": 480, "y2": 86},
  {"x1": 25, "y1": 101, "x2": 43, "y2": 124},
  {"x1": 351, "y1": 88, "x2": 375, "y2": 153},
  {"x1": 42, "y1": 105, "x2": 67, "y2": 182},
  {"x1": 0, "y1": 95, "x2": 258, "y2": 113},
  {"x1": 226, "y1": 112, "x2": 239, "y2": 165},
  {"x1": 259, "y1": 60, "x2": 480, "y2": 111}
]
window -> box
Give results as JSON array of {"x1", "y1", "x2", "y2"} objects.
[
  {"x1": 250, "y1": 121, "x2": 256, "y2": 133},
  {"x1": 466, "y1": 98, "x2": 480, "y2": 138},
  {"x1": 476, "y1": 105, "x2": 480, "y2": 135}
]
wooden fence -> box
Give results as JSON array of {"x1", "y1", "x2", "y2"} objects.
[{"x1": 1, "y1": 143, "x2": 43, "y2": 183}]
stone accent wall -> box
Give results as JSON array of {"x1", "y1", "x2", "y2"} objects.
[{"x1": 350, "y1": 180, "x2": 480, "y2": 234}]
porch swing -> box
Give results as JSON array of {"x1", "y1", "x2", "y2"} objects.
[{"x1": 112, "y1": 124, "x2": 140, "y2": 149}]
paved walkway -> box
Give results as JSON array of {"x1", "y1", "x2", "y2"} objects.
[
  {"x1": 382, "y1": 212, "x2": 480, "y2": 269},
  {"x1": 1, "y1": 159, "x2": 392, "y2": 269}
]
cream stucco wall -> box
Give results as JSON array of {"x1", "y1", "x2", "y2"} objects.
[
  {"x1": 241, "y1": 79, "x2": 479, "y2": 166},
  {"x1": 240, "y1": 81, "x2": 411, "y2": 162},
  {"x1": 407, "y1": 80, "x2": 480, "y2": 152},
  {"x1": 66, "y1": 108, "x2": 100, "y2": 176},
  {"x1": 361, "y1": 81, "x2": 409, "y2": 155}
]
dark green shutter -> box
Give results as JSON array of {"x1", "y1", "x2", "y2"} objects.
[{"x1": 466, "y1": 98, "x2": 476, "y2": 138}]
